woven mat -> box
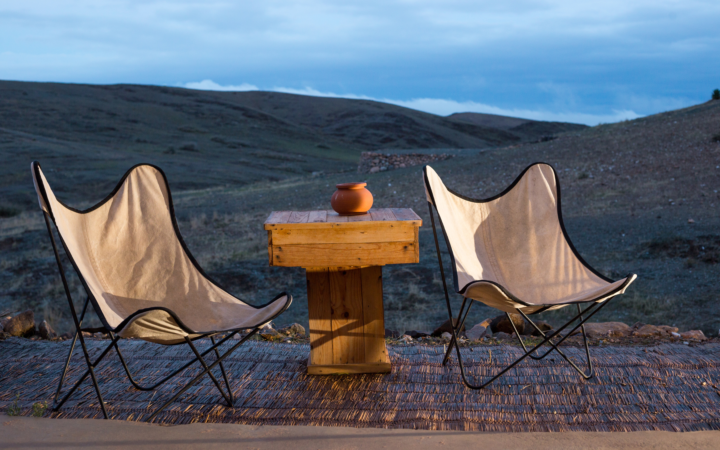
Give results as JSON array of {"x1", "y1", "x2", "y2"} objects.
[{"x1": 1, "y1": 337, "x2": 720, "y2": 432}]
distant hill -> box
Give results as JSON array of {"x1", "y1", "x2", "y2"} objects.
[
  {"x1": 447, "y1": 111, "x2": 588, "y2": 139},
  {"x1": 0, "y1": 80, "x2": 586, "y2": 208}
]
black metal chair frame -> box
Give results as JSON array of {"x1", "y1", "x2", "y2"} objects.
[
  {"x1": 42, "y1": 211, "x2": 289, "y2": 422},
  {"x1": 427, "y1": 201, "x2": 615, "y2": 390}
]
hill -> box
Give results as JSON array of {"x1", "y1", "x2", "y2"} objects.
[{"x1": 1, "y1": 80, "x2": 718, "y2": 337}]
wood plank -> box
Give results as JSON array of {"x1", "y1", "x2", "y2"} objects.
[
  {"x1": 370, "y1": 208, "x2": 397, "y2": 221},
  {"x1": 348, "y1": 213, "x2": 372, "y2": 222},
  {"x1": 288, "y1": 211, "x2": 310, "y2": 224},
  {"x1": 329, "y1": 268, "x2": 365, "y2": 365},
  {"x1": 264, "y1": 210, "x2": 292, "y2": 225},
  {"x1": 272, "y1": 241, "x2": 418, "y2": 267},
  {"x1": 308, "y1": 210, "x2": 327, "y2": 223},
  {"x1": 361, "y1": 266, "x2": 388, "y2": 364},
  {"x1": 270, "y1": 224, "x2": 416, "y2": 246},
  {"x1": 326, "y1": 211, "x2": 348, "y2": 223},
  {"x1": 307, "y1": 359, "x2": 391, "y2": 375},
  {"x1": 306, "y1": 269, "x2": 333, "y2": 366},
  {"x1": 390, "y1": 208, "x2": 422, "y2": 222}
]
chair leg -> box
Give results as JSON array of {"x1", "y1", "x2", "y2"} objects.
[
  {"x1": 53, "y1": 297, "x2": 90, "y2": 404},
  {"x1": 442, "y1": 297, "x2": 472, "y2": 366},
  {"x1": 184, "y1": 336, "x2": 233, "y2": 407},
  {"x1": 449, "y1": 299, "x2": 611, "y2": 389},
  {"x1": 211, "y1": 335, "x2": 234, "y2": 406},
  {"x1": 146, "y1": 328, "x2": 259, "y2": 422}
]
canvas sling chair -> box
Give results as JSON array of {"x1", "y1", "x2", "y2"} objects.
[
  {"x1": 423, "y1": 163, "x2": 636, "y2": 389},
  {"x1": 31, "y1": 161, "x2": 292, "y2": 421}
]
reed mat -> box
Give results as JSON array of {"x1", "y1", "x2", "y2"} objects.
[{"x1": 1, "y1": 338, "x2": 719, "y2": 432}]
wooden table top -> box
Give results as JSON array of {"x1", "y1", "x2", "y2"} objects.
[{"x1": 264, "y1": 208, "x2": 421, "y2": 230}]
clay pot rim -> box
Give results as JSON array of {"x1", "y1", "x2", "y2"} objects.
[{"x1": 335, "y1": 182, "x2": 367, "y2": 189}]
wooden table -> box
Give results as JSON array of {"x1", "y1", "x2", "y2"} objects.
[{"x1": 264, "y1": 208, "x2": 422, "y2": 375}]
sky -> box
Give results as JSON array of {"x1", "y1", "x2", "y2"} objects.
[{"x1": 2, "y1": 1, "x2": 719, "y2": 125}]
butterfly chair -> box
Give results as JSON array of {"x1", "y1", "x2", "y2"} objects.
[
  {"x1": 31, "y1": 161, "x2": 292, "y2": 421},
  {"x1": 423, "y1": 163, "x2": 636, "y2": 389}
]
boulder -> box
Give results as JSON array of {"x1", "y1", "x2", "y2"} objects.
[
  {"x1": 529, "y1": 320, "x2": 554, "y2": 336},
  {"x1": 38, "y1": 320, "x2": 56, "y2": 339},
  {"x1": 431, "y1": 318, "x2": 465, "y2": 337},
  {"x1": 490, "y1": 313, "x2": 525, "y2": 335},
  {"x1": 440, "y1": 332, "x2": 452, "y2": 341},
  {"x1": 633, "y1": 324, "x2": 678, "y2": 338},
  {"x1": 680, "y1": 330, "x2": 707, "y2": 341},
  {"x1": 583, "y1": 322, "x2": 631, "y2": 339},
  {"x1": 3, "y1": 310, "x2": 35, "y2": 337},
  {"x1": 405, "y1": 330, "x2": 430, "y2": 339},
  {"x1": 385, "y1": 329, "x2": 401, "y2": 338},
  {"x1": 466, "y1": 324, "x2": 488, "y2": 341},
  {"x1": 280, "y1": 323, "x2": 306, "y2": 337},
  {"x1": 493, "y1": 331, "x2": 512, "y2": 340}
]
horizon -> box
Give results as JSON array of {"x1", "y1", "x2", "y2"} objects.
[{"x1": 2, "y1": 1, "x2": 719, "y2": 125}]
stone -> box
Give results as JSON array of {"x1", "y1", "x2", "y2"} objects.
[
  {"x1": 680, "y1": 330, "x2": 707, "y2": 341},
  {"x1": 432, "y1": 318, "x2": 465, "y2": 337},
  {"x1": 583, "y1": 322, "x2": 631, "y2": 339},
  {"x1": 405, "y1": 330, "x2": 430, "y2": 339},
  {"x1": 38, "y1": 320, "x2": 56, "y2": 339},
  {"x1": 490, "y1": 313, "x2": 525, "y2": 335},
  {"x1": 466, "y1": 324, "x2": 488, "y2": 341},
  {"x1": 280, "y1": 323, "x2": 306, "y2": 337},
  {"x1": 259, "y1": 328, "x2": 280, "y2": 340},
  {"x1": 529, "y1": 320, "x2": 554, "y2": 337},
  {"x1": 3, "y1": 310, "x2": 35, "y2": 337},
  {"x1": 0, "y1": 316, "x2": 11, "y2": 330},
  {"x1": 671, "y1": 331, "x2": 681, "y2": 338},
  {"x1": 493, "y1": 331, "x2": 512, "y2": 340},
  {"x1": 441, "y1": 332, "x2": 452, "y2": 341},
  {"x1": 385, "y1": 329, "x2": 401, "y2": 338},
  {"x1": 400, "y1": 335, "x2": 413, "y2": 343},
  {"x1": 633, "y1": 324, "x2": 679, "y2": 338}
]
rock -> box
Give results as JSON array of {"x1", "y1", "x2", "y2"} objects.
[
  {"x1": 3, "y1": 310, "x2": 35, "y2": 337},
  {"x1": 490, "y1": 313, "x2": 525, "y2": 335},
  {"x1": 279, "y1": 323, "x2": 306, "y2": 337},
  {"x1": 432, "y1": 318, "x2": 465, "y2": 337},
  {"x1": 466, "y1": 324, "x2": 488, "y2": 340},
  {"x1": 529, "y1": 320, "x2": 553, "y2": 337},
  {"x1": 259, "y1": 328, "x2": 280, "y2": 340},
  {"x1": 400, "y1": 335, "x2": 413, "y2": 343},
  {"x1": 441, "y1": 332, "x2": 452, "y2": 341},
  {"x1": 405, "y1": 330, "x2": 430, "y2": 339},
  {"x1": 671, "y1": 331, "x2": 681, "y2": 338},
  {"x1": 0, "y1": 316, "x2": 11, "y2": 329},
  {"x1": 385, "y1": 329, "x2": 401, "y2": 338},
  {"x1": 583, "y1": 322, "x2": 630, "y2": 339},
  {"x1": 680, "y1": 330, "x2": 707, "y2": 341},
  {"x1": 632, "y1": 324, "x2": 679, "y2": 338},
  {"x1": 494, "y1": 331, "x2": 512, "y2": 340},
  {"x1": 38, "y1": 320, "x2": 56, "y2": 339}
]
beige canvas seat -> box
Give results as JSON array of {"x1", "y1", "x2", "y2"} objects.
[
  {"x1": 424, "y1": 163, "x2": 636, "y2": 389},
  {"x1": 32, "y1": 161, "x2": 292, "y2": 421}
]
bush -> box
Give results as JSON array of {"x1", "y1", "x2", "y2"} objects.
[{"x1": 713, "y1": 89, "x2": 720, "y2": 100}]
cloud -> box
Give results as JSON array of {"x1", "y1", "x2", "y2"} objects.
[
  {"x1": 183, "y1": 79, "x2": 258, "y2": 91},
  {"x1": 181, "y1": 80, "x2": 640, "y2": 125}
]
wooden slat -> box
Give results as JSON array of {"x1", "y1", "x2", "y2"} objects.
[
  {"x1": 370, "y1": 208, "x2": 397, "y2": 221},
  {"x1": 272, "y1": 241, "x2": 418, "y2": 267},
  {"x1": 390, "y1": 208, "x2": 422, "y2": 222},
  {"x1": 264, "y1": 211, "x2": 291, "y2": 225},
  {"x1": 270, "y1": 224, "x2": 416, "y2": 246},
  {"x1": 308, "y1": 210, "x2": 328, "y2": 223},
  {"x1": 306, "y1": 269, "x2": 333, "y2": 366},
  {"x1": 326, "y1": 212, "x2": 348, "y2": 223},
  {"x1": 329, "y1": 268, "x2": 365, "y2": 365},
  {"x1": 361, "y1": 266, "x2": 389, "y2": 364},
  {"x1": 288, "y1": 211, "x2": 310, "y2": 224},
  {"x1": 348, "y1": 213, "x2": 372, "y2": 222}
]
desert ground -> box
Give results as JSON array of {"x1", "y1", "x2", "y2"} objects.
[{"x1": 1, "y1": 81, "x2": 719, "y2": 337}]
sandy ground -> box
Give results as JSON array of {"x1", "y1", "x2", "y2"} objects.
[{"x1": 2, "y1": 415, "x2": 719, "y2": 449}]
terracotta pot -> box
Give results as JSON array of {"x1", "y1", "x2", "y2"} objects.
[{"x1": 331, "y1": 182, "x2": 373, "y2": 215}]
